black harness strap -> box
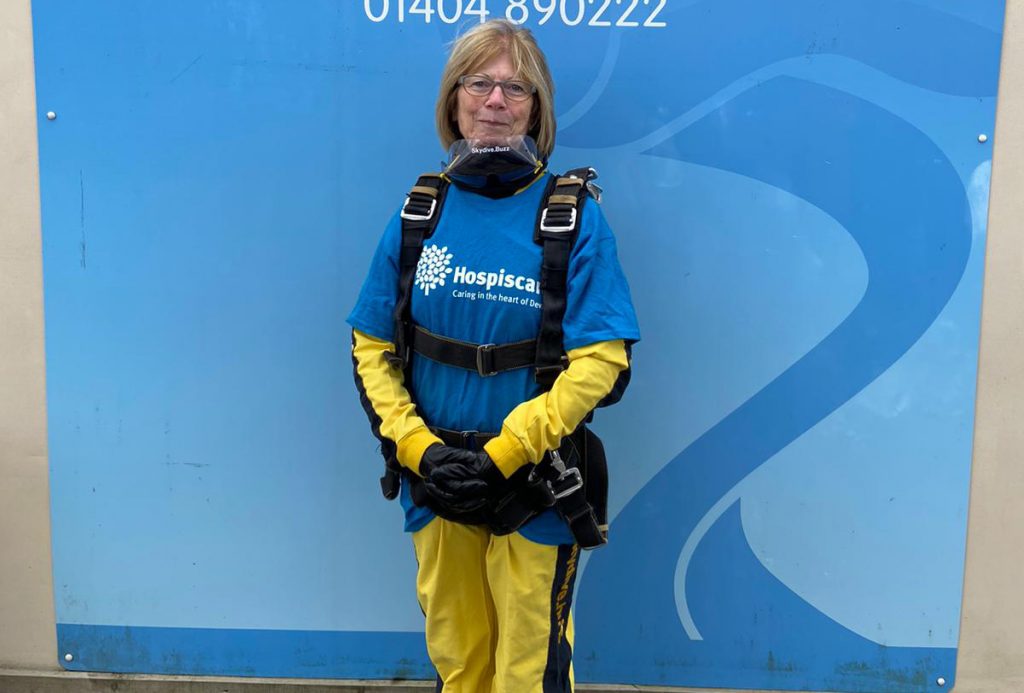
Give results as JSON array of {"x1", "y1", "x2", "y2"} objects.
[
  {"x1": 388, "y1": 173, "x2": 450, "y2": 371},
  {"x1": 382, "y1": 168, "x2": 608, "y2": 549},
  {"x1": 378, "y1": 173, "x2": 448, "y2": 499},
  {"x1": 412, "y1": 326, "x2": 537, "y2": 377},
  {"x1": 486, "y1": 426, "x2": 607, "y2": 549},
  {"x1": 430, "y1": 426, "x2": 497, "y2": 450},
  {"x1": 534, "y1": 168, "x2": 596, "y2": 389}
]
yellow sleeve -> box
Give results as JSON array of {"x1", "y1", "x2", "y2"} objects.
[
  {"x1": 351, "y1": 329, "x2": 442, "y2": 475},
  {"x1": 483, "y1": 339, "x2": 631, "y2": 478}
]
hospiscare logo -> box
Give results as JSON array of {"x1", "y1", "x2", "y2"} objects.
[
  {"x1": 415, "y1": 244, "x2": 542, "y2": 298},
  {"x1": 415, "y1": 245, "x2": 454, "y2": 295}
]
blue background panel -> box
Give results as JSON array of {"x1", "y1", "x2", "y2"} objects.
[{"x1": 35, "y1": 0, "x2": 1003, "y2": 690}]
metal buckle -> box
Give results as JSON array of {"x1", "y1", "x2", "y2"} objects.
[
  {"x1": 547, "y1": 449, "x2": 583, "y2": 499},
  {"x1": 460, "y1": 430, "x2": 480, "y2": 449},
  {"x1": 539, "y1": 206, "x2": 577, "y2": 233},
  {"x1": 552, "y1": 467, "x2": 583, "y2": 500},
  {"x1": 400, "y1": 196, "x2": 436, "y2": 221},
  {"x1": 475, "y1": 343, "x2": 497, "y2": 377}
]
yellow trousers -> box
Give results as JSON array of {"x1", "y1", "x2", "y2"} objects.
[{"x1": 412, "y1": 517, "x2": 579, "y2": 693}]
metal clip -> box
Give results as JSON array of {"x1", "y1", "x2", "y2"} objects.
[
  {"x1": 552, "y1": 467, "x2": 583, "y2": 500},
  {"x1": 549, "y1": 449, "x2": 568, "y2": 473},
  {"x1": 547, "y1": 450, "x2": 583, "y2": 499}
]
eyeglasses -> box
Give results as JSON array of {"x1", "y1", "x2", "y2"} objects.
[{"x1": 458, "y1": 75, "x2": 536, "y2": 102}]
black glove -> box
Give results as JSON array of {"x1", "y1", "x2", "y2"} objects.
[
  {"x1": 420, "y1": 444, "x2": 505, "y2": 512},
  {"x1": 418, "y1": 443, "x2": 480, "y2": 477}
]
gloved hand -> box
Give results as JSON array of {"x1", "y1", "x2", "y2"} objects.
[{"x1": 419, "y1": 444, "x2": 506, "y2": 512}]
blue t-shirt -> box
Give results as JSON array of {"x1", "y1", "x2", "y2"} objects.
[{"x1": 348, "y1": 174, "x2": 640, "y2": 545}]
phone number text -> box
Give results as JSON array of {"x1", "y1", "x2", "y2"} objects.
[{"x1": 363, "y1": 0, "x2": 668, "y2": 28}]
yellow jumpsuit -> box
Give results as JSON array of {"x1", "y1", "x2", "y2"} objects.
[{"x1": 352, "y1": 331, "x2": 630, "y2": 692}]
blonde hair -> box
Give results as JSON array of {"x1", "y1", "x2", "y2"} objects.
[{"x1": 435, "y1": 20, "x2": 556, "y2": 160}]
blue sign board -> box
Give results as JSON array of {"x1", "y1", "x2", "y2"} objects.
[{"x1": 34, "y1": 1, "x2": 1004, "y2": 690}]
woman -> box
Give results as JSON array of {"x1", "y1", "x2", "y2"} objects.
[{"x1": 349, "y1": 19, "x2": 639, "y2": 692}]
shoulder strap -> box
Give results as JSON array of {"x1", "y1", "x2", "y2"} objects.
[
  {"x1": 388, "y1": 173, "x2": 450, "y2": 371},
  {"x1": 533, "y1": 167, "x2": 599, "y2": 390}
]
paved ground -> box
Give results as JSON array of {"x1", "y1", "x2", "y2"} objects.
[{"x1": 0, "y1": 671, "x2": 703, "y2": 693}]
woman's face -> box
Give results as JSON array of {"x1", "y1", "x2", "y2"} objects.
[{"x1": 454, "y1": 52, "x2": 533, "y2": 144}]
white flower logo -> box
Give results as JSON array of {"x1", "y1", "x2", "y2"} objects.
[{"x1": 415, "y1": 244, "x2": 454, "y2": 295}]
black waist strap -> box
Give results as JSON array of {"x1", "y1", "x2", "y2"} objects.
[
  {"x1": 412, "y1": 326, "x2": 537, "y2": 377},
  {"x1": 430, "y1": 426, "x2": 497, "y2": 450},
  {"x1": 417, "y1": 426, "x2": 607, "y2": 550}
]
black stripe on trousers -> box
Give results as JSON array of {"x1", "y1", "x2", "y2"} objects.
[{"x1": 544, "y1": 543, "x2": 580, "y2": 693}]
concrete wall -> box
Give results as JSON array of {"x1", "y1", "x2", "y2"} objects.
[
  {"x1": 2, "y1": 0, "x2": 1023, "y2": 690},
  {"x1": 0, "y1": 0, "x2": 57, "y2": 671},
  {"x1": 953, "y1": 0, "x2": 1024, "y2": 689}
]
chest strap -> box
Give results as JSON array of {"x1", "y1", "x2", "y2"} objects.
[
  {"x1": 395, "y1": 169, "x2": 596, "y2": 384},
  {"x1": 412, "y1": 325, "x2": 555, "y2": 377}
]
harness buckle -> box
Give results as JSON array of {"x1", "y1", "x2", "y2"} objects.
[
  {"x1": 551, "y1": 467, "x2": 583, "y2": 500},
  {"x1": 475, "y1": 343, "x2": 497, "y2": 377},
  {"x1": 400, "y1": 196, "x2": 437, "y2": 221},
  {"x1": 546, "y1": 449, "x2": 583, "y2": 499},
  {"x1": 384, "y1": 346, "x2": 409, "y2": 370},
  {"x1": 539, "y1": 206, "x2": 577, "y2": 233},
  {"x1": 460, "y1": 430, "x2": 480, "y2": 449},
  {"x1": 534, "y1": 360, "x2": 567, "y2": 384}
]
